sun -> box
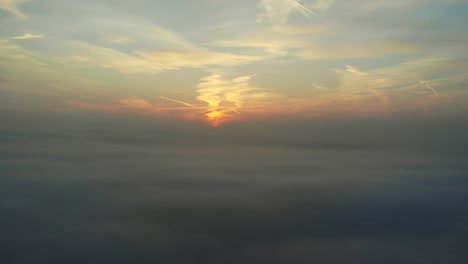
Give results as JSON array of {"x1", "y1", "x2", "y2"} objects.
[
  {"x1": 160, "y1": 96, "x2": 240, "y2": 127},
  {"x1": 206, "y1": 111, "x2": 223, "y2": 127}
]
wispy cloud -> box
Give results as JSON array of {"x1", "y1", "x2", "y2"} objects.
[
  {"x1": 418, "y1": 79, "x2": 439, "y2": 97},
  {"x1": 310, "y1": 0, "x2": 334, "y2": 10},
  {"x1": 292, "y1": 1, "x2": 317, "y2": 16},
  {"x1": 297, "y1": 41, "x2": 419, "y2": 59},
  {"x1": 66, "y1": 96, "x2": 208, "y2": 121},
  {"x1": 298, "y1": 57, "x2": 467, "y2": 116},
  {"x1": 63, "y1": 42, "x2": 261, "y2": 74},
  {"x1": 66, "y1": 42, "x2": 162, "y2": 74},
  {"x1": 0, "y1": 38, "x2": 19, "y2": 50},
  {"x1": 80, "y1": 16, "x2": 202, "y2": 52},
  {"x1": 208, "y1": 37, "x2": 306, "y2": 56},
  {"x1": 60, "y1": 55, "x2": 468, "y2": 125},
  {"x1": 0, "y1": 40, "x2": 106, "y2": 102},
  {"x1": 44, "y1": 35, "x2": 260, "y2": 75},
  {"x1": 270, "y1": 23, "x2": 335, "y2": 35},
  {"x1": 66, "y1": 97, "x2": 162, "y2": 115},
  {"x1": 137, "y1": 51, "x2": 261, "y2": 69},
  {"x1": 196, "y1": 72, "x2": 278, "y2": 126},
  {"x1": 99, "y1": 36, "x2": 135, "y2": 45},
  {"x1": 2, "y1": 0, "x2": 468, "y2": 123},
  {"x1": 160, "y1": 96, "x2": 199, "y2": 108},
  {"x1": 12, "y1": 33, "x2": 46, "y2": 40},
  {"x1": 0, "y1": 0, "x2": 26, "y2": 18},
  {"x1": 257, "y1": 0, "x2": 315, "y2": 24},
  {"x1": 118, "y1": 97, "x2": 154, "y2": 110},
  {"x1": 65, "y1": 72, "x2": 281, "y2": 126}
]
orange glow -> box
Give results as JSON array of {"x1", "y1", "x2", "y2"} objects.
[
  {"x1": 206, "y1": 111, "x2": 223, "y2": 127},
  {"x1": 205, "y1": 108, "x2": 242, "y2": 127}
]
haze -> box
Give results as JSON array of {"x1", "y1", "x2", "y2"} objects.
[{"x1": 1, "y1": 1, "x2": 468, "y2": 263}]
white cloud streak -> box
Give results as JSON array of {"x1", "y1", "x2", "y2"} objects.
[
  {"x1": 418, "y1": 79, "x2": 439, "y2": 97},
  {"x1": 12, "y1": 33, "x2": 46, "y2": 40},
  {"x1": 293, "y1": 0, "x2": 317, "y2": 16},
  {"x1": 257, "y1": 0, "x2": 315, "y2": 24},
  {"x1": 160, "y1": 96, "x2": 199, "y2": 108},
  {"x1": 138, "y1": 51, "x2": 261, "y2": 70}
]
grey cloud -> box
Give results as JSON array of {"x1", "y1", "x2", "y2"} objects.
[{"x1": 1, "y1": 112, "x2": 468, "y2": 263}]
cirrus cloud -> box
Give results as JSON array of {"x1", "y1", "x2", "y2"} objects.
[
  {"x1": 12, "y1": 33, "x2": 46, "y2": 40},
  {"x1": 0, "y1": 0, "x2": 27, "y2": 18}
]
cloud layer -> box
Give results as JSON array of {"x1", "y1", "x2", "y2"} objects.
[{"x1": 1, "y1": 113, "x2": 468, "y2": 263}]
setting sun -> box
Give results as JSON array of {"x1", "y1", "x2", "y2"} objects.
[{"x1": 206, "y1": 111, "x2": 223, "y2": 127}]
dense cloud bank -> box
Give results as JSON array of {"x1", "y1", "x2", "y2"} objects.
[{"x1": 1, "y1": 113, "x2": 468, "y2": 263}]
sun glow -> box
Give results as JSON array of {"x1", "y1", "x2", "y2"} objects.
[
  {"x1": 206, "y1": 111, "x2": 223, "y2": 127},
  {"x1": 204, "y1": 108, "x2": 242, "y2": 127},
  {"x1": 160, "y1": 95, "x2": 242, "y2": 127}
]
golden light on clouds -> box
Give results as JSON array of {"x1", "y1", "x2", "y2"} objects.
[
  {"x1": 62, "y1": 60, "x2": 457, "y2": 126},
  {"x1": 2, "y1": 0, "x2": 467, "y2": 124},
  {"x1": 195, "y1": 73, "x2": 275, "y2": 126},
  {"x1": 206, "y1": 111, "x2": 224, "y2": 127}
]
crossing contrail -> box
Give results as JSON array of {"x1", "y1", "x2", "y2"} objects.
[
  {"x1": 162, "y1": 96, "x2": 241, "y2": 114},
  {"x1": 292, "y1": 1, "x2": 317, "y2": 16},
  {"x1": 160, "y1": 96, "x2": 198, "y2": 108},
  {"x1": 227, "y1": 107, "x2": 241, "y2": 114},
  {"x1": 418, "y1": 79, "x2": 438, "y2": 97}
]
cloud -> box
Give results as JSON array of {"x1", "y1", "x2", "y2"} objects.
[
  {"x1": 208, "y1": 37, "x2": 306, "y2": 56},
  {"x1": 160, "y1": 97, "x2": 198, "y2": 108},
  {"x1": 67, "y1": 97, "x2": 163, "y2": 113},
  {"x1": 418, "y1": 79, "x2": 438, "y2": 97},
  {"x1": 257, "y1": 0, "x2": 315, "y2": 24},
  {"x1": 297, "y1": 41, "x2": 419, "y2": 59},
  {"x1": 270, "y1": 23, "x2": 335, "y2": 35},
  {"x1": 61, "y1": 56, "x2": 468, "y2": 123},
  {"x1": 80, "y1": 16, "x2": 202, "y2": 52},
  {"x1": 0, "y1": 0, "x2": 26, "y2": 18},
  {"x1": 65, "y1": 98, "x2": 164, "y2": 116},
  {"x1": 298, "y1": 57, "x2": 468, "y2": 116},
  {"x1": 11, "y1": 33, "x2": 46, "y2": 40},
  {"x1": 99, "y1": 36, "x2": 135, "y2": 45},
  {"x1": 137, "y1": 50, "x2": 262, "y2": 69},
  {"x1": 196, "y1": 73, "x2": 280, "y2": 126},
  {"x1": 65, "y1": 73, "x2": 281, "y2": 127},
  {"x1": 118, "y1": 97, "x2": 154, "y2": 110},
  {"x1": 62, "y1": 42, "x2": 261, "y2": 74},
  {"x1": 2, "y1": 0, "x2": 467, "y2": 124},
  {"x1": 0, "y1": 38, "x2": 19, "y2": 50},
  {"x1": 358, "y1": 0, "x2": 446, "y2": 11},
  {"x1": 66, "y1": 96, "x2": 207, "y2": 120},
  {"x1": 311, "y1": 0, "x2": 335, "y2": 10},
  {"x1": 0, "y1": 38, "x2": 109, "y2": 105},
  {"x1": 62, "y1": 42, "x2": 160, "y2": 74},
  {"x1": 2, "y1": 117, "x2": 468, "y2": 263},
  {"x1": 325, "y1": 0, "x2": 468, "y2": 13}
]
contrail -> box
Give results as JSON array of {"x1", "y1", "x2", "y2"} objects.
[
  {"x1": 227, "y1": 107, "x2": 241, "y2": 114},
  {"x1": 418, "y1": 79, "x2": 438, "y2": 97},
  {"x1": 156, "y1": 107, "x2": 206, "y2": 111},
  {"x1": 161, "y1": 96, "x2": 242, "y2": 116},
  {"x1": 292, "y1": 0, "x2": 317, "y2": 16},
  {"x1": 160, "y1": 96, "x2": 198, "y2": 108}
]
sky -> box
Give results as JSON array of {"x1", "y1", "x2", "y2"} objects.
[
  {"x1": 1, "y1": 0, "x2": 468, "y2": 126},
  {"x1": 1, "y1": 1, "x2": 468, "y2": 263}
]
